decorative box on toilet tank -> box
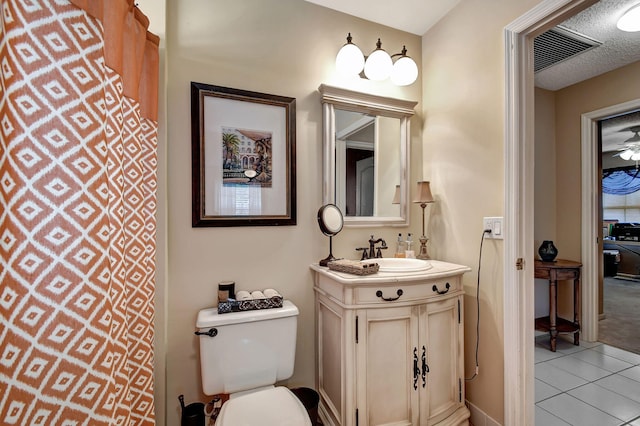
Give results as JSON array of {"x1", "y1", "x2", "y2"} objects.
[{"x1": 311, "y1": 260, "x2": 471, "y2": 426}]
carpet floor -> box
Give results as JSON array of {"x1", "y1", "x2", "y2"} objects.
[{"x1": 598, "y1": 277, "x2": 640, "y2": 355}]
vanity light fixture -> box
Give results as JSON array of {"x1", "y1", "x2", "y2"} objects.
[
  {"x1": 335, "y1": 33, "x2": 419, "y2": 86},
  {"x1": 413, "y1": 181, "x2": 435, "y2": 260},
  {"x1": 364, "y1": 38, "x2": 393, "y2": 81},
  {"x1": 391, "y1": 46, "x2": 419, "y2": 86},
  {"x1": 336, "y1": 33, "x2": 366, "y2": 76},
  {"x1": 617, "y1": 3, "x2": 640, "y2": 32}
]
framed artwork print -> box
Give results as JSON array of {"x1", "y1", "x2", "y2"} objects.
[{"x1": 191, "y1": 82, "x2": 296, "y2": 227}]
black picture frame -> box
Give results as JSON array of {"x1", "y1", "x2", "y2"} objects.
[{"x1": 191, "y1": 82, "x2": 296, "y2": 227}]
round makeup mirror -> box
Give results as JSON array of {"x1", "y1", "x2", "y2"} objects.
[{"x1": 317, "y1": 204, "x2": 343, "y2": 266}]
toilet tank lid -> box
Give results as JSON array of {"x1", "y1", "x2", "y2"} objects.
[{"x1": 196, "y1": 300, "x2": 299, "y2": 328}]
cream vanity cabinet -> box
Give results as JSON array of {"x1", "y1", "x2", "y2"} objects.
[{"x1": 311, "y1": 261, "x2": 471, "y2": 426}]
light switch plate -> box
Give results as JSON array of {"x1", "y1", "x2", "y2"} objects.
[{"x1": 483, "y1": 217, "x2": 504, "y2": 239}]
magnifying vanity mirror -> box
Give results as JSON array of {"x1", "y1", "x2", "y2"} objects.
[
  {"x1": 317, "y1": 203, "x2": 344, "y2": 266},
  {"x1": 319, "y1": 84, "x2": 417, "y2": 227}
]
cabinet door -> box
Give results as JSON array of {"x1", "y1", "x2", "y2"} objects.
[
  {"x1": 317, "y1": 295, "x2": 352, "y2": 426},
  {"x1": 356, "y1": 305, "x2": 420, "y2": 426},
  {"x1": 423, "y1": 296, "x2": 464, "y2": 425}
]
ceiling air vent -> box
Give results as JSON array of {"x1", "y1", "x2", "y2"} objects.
[{"x1": 534, "y1": 26, "x2": 602, "y2": 73}]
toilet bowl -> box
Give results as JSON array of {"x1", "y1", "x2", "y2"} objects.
[
  {"x1": 196, "y1": 300, "x2": 311, "y2": 426},
  {"x1": 216, "y1": 386, "x2": 310, "y2": 426}
]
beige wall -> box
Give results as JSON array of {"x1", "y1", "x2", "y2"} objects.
[
  {"x1": 534, "y1": 88, "x2": 557, "y2": 318},
  {"x1": 152, "y1": 1, "x2": 640, "y2": 425},
  {"x1": 420, "y1": 0, "x2": 541, "y2": 423},
  {"x1": 554, "y1": 60, "x2": 640, "y2": 260},
  {"x1": 534, "y1": 88, "x2": 558, "y2": 245},
  {"x1": 535, "y1": 60, "x2": 640, "y2": 321},
  {"x1": 163, "y1": 1, "x2": 422, "y2": 424}
]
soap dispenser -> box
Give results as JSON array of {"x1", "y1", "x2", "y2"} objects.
[
  {"x1": 405, "y1": 233, "x2": 415, "y2": 258},
  {"x1": 395, "y1": 233, "x2": 406, "y2": 258}
]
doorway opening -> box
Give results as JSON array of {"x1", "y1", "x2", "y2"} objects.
[
  {"x1": 584, "y1": 104, "x2": 640, "y2": 354},
  {"x1": 504, "y1": 0, "x2": 601, "y2": 424}
]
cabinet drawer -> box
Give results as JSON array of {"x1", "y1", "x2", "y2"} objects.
[{"x1": 354, "y1": 278, "x2": 461, "y2": 305}]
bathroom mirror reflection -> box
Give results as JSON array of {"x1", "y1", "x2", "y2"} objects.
[{"x1": 319, "y1": 84, "x2": 417, "y2": 227}]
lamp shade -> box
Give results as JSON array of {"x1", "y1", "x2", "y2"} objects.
[
  {"x1": 336, "y1": 33, "x2": 365, "y2": 76},
  {"x1": 392, "y1": 185, "x2": 401, "y2": 204},
  {"x1": 617, "y1": 3, "x2": 640, "y2": 32},
  {"x1": 413, "y1": 181, "x2": 434, "y2": 203},
  {"x1": 364, "y1": 39, "x2": 392, "y2": 81}
]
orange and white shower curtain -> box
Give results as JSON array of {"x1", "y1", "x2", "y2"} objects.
[{"x1": 0, "y1": 1, "x2": 158, "y2": 424}]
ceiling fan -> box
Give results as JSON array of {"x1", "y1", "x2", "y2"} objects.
[
  {"x1": 616, "y1": 126, "x2": 640, "y2": 161},
  {"x1": 623, "y1": 125, "x2": 640, "y2": 144}
]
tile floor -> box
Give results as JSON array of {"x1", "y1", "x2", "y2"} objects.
[{"x1": 535, "y1": 333, "x2": 640, "y2": 425}]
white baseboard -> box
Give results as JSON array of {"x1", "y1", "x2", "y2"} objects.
[{"x1": 466, "y1": 400, "x2": 501, "y2": 426}]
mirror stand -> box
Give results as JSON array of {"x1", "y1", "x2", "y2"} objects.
[
  {"x1": 317, "y1": 204, "x2": 344, "y2": 266},
  {"x1": 320, "y1": 235, "x2": 337, "y2": 267}
]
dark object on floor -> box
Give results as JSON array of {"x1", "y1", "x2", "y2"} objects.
[
  {"x1": 291, "y1": 387, "x2": 320, "y2": 425},
  {"x1": 179, "y1": 394, "x2": 205, "y2": 426},
  {"x1": 603, "y1": 250, "x2": 619, "y2": 277}
]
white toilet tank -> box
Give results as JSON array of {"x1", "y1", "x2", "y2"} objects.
[{"x1": 196, "y1": 300, "x2": 299, "y2": 395}]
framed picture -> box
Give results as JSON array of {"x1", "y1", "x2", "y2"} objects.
[{"x1": 191, "y1": 82, "x2": 296, "y2": 227}]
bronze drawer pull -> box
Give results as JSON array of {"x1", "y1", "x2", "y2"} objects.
[
  {"x1": 413, "y1": 347, "x2": 419, "y2": 390},
  {"x1": 432, "y1": 282, "x2": 450, "y2": 295},
  {"x1": 375, "y1": 289, "x2": 403, "y2": 301}
]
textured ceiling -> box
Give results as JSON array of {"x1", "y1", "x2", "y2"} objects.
[{"x1": 535, "y1": 0, "x2": 640, "y2": 91}]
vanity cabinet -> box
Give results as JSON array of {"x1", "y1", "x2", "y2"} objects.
[{"x1": 311, "y1": 261, "x2": 471, "y2": 426}]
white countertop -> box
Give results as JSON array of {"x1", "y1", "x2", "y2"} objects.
[{"x1": 310, "y1": 259, "x2": 471, "y2": 284}]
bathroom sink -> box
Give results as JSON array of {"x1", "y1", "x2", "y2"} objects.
[{"x1": 364, "y1": 258, "x2": 432, "y2": 273}]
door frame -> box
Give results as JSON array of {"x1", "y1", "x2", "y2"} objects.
[
  {"x1": 581, "y1": 98, "x2": 640, "y2": 342},
  {"x1": 503, "y1": 0, "x2": 595, "y2": 424}
]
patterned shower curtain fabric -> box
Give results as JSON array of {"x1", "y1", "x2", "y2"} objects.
[{"x1": 0, "y1": 1, "x2": 158, "y2": 425}]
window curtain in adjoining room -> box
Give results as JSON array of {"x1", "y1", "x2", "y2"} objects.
[
  {"x1": 0, "y1": 1, "x2": 159, "y2": 425},
  {"x1": 603, "y1": 169, "x2": 640, "y2": 195}
]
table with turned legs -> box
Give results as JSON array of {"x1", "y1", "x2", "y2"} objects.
[{"x1": 534, "y1": 259, "x2": 582, "y2": 352}]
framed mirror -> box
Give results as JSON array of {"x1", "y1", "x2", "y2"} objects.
[{"x1": 319, "y1": 84, "x2": 417, "y2": 227}]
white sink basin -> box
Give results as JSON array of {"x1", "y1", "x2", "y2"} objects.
[{"x1": 364, "y1": 258, "x2": 432, "y2": 272}]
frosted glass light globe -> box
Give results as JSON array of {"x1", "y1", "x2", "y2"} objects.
[
  {"x1": 364, "y1": 47, "x2": 392, "y2": 81},
  {"x1": 617, "y1": 4, "x2": 640, "y2": 32},
  {"x1": 391, "y1": 55, "x2": 418, "y2": 86},
  {"x1": 621, "y1": 150, "x2": 634, "y2": 160},
  {"x1": 336, "y1": 42, "x2": 365, "y2": 76}
]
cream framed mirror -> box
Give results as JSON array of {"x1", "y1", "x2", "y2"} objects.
[{"x1": 319, "y1": 84, "x2": 417, "y2": 227}]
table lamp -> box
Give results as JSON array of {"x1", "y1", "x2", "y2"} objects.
[
  {"x1": 413, "y1": 181, "x2": 434, "y2": 259},
  {"x1": 392, "y1": 185, "x2": 401, "y2": 204}
]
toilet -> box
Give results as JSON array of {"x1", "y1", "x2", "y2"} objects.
[{"x1": 196, "y1": 300, "x2": 311, "y2": 426}]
